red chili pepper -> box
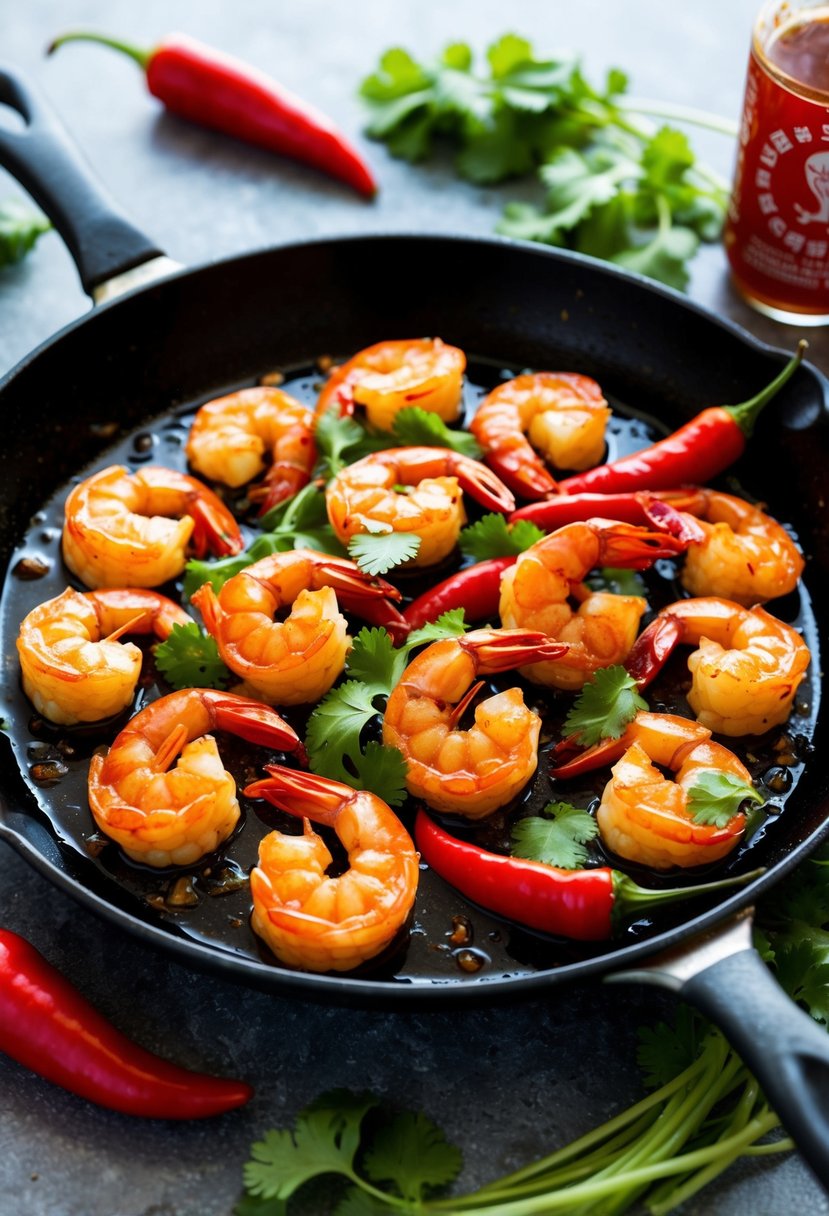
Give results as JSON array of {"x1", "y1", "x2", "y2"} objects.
[
  {"x1": 403, "y1": 556, "x2": 514, "y2": 630},
  {"x1": 414, "y1": 810, "x2": 761, "y2": 942},
  {"x1": 48, "y1": 31, "x2": 377, "y2": 198},
  {"x1": 509, "y1": 488, "x2": 709, "y2": 530},
  {"x1": 557, "y1": 343, "x2": 805, "y2": 496},
  {"x1": 0, "y1": 928, "x2": 253, "y2": 1118}
]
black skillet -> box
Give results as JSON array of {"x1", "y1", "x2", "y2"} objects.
[{"x1": 2, "y1": 66, "x2": 829, "y2": 1183}]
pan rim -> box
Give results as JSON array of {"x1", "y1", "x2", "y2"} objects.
[{"x1": 1, "y1": 230, "x2": 826, "y2": 1003}]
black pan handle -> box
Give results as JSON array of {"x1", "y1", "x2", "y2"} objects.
[
  {"x1": 682, "y1": 948, "x2": 829, "y2": 1188},
  {"x1": 0, "y1": 65, "x2": 163, "y2": 295}
]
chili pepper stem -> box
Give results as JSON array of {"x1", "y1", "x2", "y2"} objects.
[
  {"x1": 47, "y1": 31, "x2": 151, "y2": 69},
  {"x1": 613, "y1": 866, "x2": 765, "y2": 927},
  {"x1": 726, "y1": 340, "x2": 807, "y2": 437}
]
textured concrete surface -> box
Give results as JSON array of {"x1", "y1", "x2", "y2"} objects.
[{"x1": 1, "y1": 1, "x2": 828, "y2": 1214}]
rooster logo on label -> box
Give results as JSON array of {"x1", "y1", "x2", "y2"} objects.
[{"x1": 795, "y1": 151, "x2": 829, "y2": 225}]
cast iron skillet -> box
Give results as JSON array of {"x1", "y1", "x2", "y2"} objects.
[{"x1": 2, "y1": 67, "x2": 829, "y2": 1182}]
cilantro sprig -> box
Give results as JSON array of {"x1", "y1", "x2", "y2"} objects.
[
  {"x1": 305, "y1": 610, "x2": 469, "y2": 805},
  {"x1": 688, "y1": 770, "x2": 765, "y2": 828},
  {"x1": 359, "y1": 34, "x2": 734, "y2": 288},
  {"x1": 315, "y1": 404, "x2": 483, "y2": 482},
  {"x1": 154, "y1": 621, "x2": 231, "y2": 690},
  {"x1": 511, "y1": 800, "x2": 599, "y2": 869},
  {"x1": 458, "y1": 512, "x2": 544, "y2": 560},
  {"x1": 563, "y1": 664, "x2": 647, "y2": 747}
]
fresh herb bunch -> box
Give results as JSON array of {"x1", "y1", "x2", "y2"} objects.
[
  {"x1": 236, "y1": 845, "x2": 829, "y2": 1215},
  {"x1": 359, "y1": 34, "x2": 736, "y2": 289}
]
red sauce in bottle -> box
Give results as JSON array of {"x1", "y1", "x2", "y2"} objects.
[{"x1": 724, "y1": 5, "x2": 829, "y2": 322}]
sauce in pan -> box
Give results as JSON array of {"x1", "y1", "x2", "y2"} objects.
[{"x1": 0, "y1": 355, "x2": 820, "y2": 984}]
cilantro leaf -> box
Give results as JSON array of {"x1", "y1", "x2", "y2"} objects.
[
  {"x1": 349, "y1": 741, "x2": 408, "y2": 808},
  {"x1": 391, "y1": 407, "x2": 482, "y2": 458},
  {"x1": 348, "y1": 529, "x2": 421, "y2": 576},
  {"x1": 345, "y1": 627, "x2": 405, "y2": 692},
  {"x1": 315, "y1": 409, "x2": 386, "y2": 479},
  {"x1": 688, "y1": 771, "x2": 764, "y2": 828},
  {"x1": 511, "y1": 801, "x2": 598, "y2": 869},
  {"x1": 563, "y1": 665, "x2": 647, "y2": 746},
  {"x1": 154, "y1": 622, "x2": 231, "y2": 690},
  {"x1": 405, "y1": 608, "x2": 470, "y2": 651},
  {"x1": 0, "y1": 200, "x2": 50, "y2": 267},
  {"x1": 772, "y1": 939, "x2": 829, "y2": 1025},
  {"x1": 243, "y1": 1091, "x2": 379, "y2": 1202},
  {"x1": 458, "y1": 513, "x2": 544, "y2": 559},
  {"x1": 305, "y1": 681, "x2": 382, "y2": 783},
  {"x1": 637, "y1": 1006, "x2": 705, "y2": 1090},
  {"x1": 362, "y1": 1110, "x2": 463, "y2": 1203}
]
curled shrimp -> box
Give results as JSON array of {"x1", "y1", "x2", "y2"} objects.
[
  {"x1": 627, "y1": 597, "x2": 811, "y2": 736},
  {"x1": 88, "y1": 689, "x2": 305, "y2": 868},
  {"x1": 499, "y1": 518, "x2": 689, "y2": 691},
  {"x1": 675, "y1": 489, "x2": 805, "y2": 605},
  {"x1": 469, "y1": 373, "x2": 610, "y2": 500},
  {"x1": 382, "y1": 628, "x2": 568, "y2": 819},
  {"x1": 62, "y1": 465, "x2": 244, "y2": 590},
  {"x1": 16, "y1": 587, "x2": 190, "y2": 725},
  {"x1": 191, "y1": 549, "x2": 404, "y2": 705},
  {"x1": 553, "y1": 712, "x2": 751, "y2": 869},
  {"x1": 244, "y1": 766, "x2": 419, "y2": 973},
  {"x1": 326, "y1": 446, "x2": 515, "y2": 567},
  {"x1": 314, "y1": 338, "x2": 466, "y2": 430},
  {"x1": 185, "y1": 386, "x2": 316, "y2": 512}
]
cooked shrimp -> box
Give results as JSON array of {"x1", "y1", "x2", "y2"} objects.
[
  {"x1": 16, "y1": 587, "x2": 190, "y2": 725},
  {"x1": 326, "y1": 446, "x2": 515, "y2": 567},
  {"x1": 244, "y1": 766, "x2": 418, "y2": 972},
  {"x1": 191, "y1": 549, "x2": 403, "y2": 705},
  {"x1": 185, "y1": 386, "x2": 316, "y2": 512},
  {"x1": 499, "y1": 518, "x2": 689, "y2": 691},
  {"x1": 315, "y1": 338, "x2": 465, "y2": 431},
  {"x1": 88, "y1": 689, "x2": 305, "y2": 868},
  {"x1": 62, "y1": 465, "x2": 244, "y2": 590},
  {"x1": 382, "y1": 628, "x2": 568, "y2": 819},
  {"x1": 469, "y1": 372, "x2": 610, "y2": 499},
  {"x1": 675, "y1": 489, "x2": 805, "y2": 605},
  {"x1": 554, "y1": 712, "x2": 751, "y2": 869},
  {"x1": 627, "y1": 597, "x2": 811, "y2": 736}
]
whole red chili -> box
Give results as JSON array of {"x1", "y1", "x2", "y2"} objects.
[
  {"x1": 414, "y1": 810, "x2": 760, "y2": 942},
  {"x1": 403, "y1": 556, "x2": 514, "y2": 630},
  {"x1": 0, "y1": 927, "x2": 253, "y2": 1118},
  {"x1": 508, "y1": 488, "x2": 709, "y2": 530},
  {"x1": 557, "y1": 343, "x2": 805, "y2": 497},
  {"x1": 48, "y1": 31, "x2": 377, "y2": 198}
]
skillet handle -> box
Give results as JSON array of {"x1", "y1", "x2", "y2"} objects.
[
  {"x1": 0, "y1": 65, "x2": 163, "y2": 295},
  {"x1": 681, "y1": 948, "x2": 829, "y2": 1189}
]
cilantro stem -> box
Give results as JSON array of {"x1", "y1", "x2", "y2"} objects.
[{"x1": 620, "y1": 97, "x2": 739, "y2": 138}]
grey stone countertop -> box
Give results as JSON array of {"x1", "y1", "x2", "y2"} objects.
[{"x1": 1, "y1": 1, "x2": 827, "y2": 1214}]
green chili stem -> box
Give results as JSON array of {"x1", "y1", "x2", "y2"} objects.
[
  {"x1": 47, "y1": 30, "x2": 152, "y2": 70},
  {"x1": 725, "y1": 341, "x2": 807, "y2": 437}
]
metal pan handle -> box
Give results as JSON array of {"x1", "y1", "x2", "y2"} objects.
[
  {"x1": 613, "y1": 912, "x2": 829, "y2": 1190},
  {"x1": 0, "y1": 65, "x2": 164, "y2": 296}
]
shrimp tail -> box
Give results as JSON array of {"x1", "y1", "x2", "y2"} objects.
[
  {"x1": 186, "y1": 496, "x2": 245, "y2": 558},
  {"x1": 549, "y1": 731, "x2": 633, "y2": 779},
  {"x1": 314, "y1": 558, "x2": 402, "y2": 606},
  {"x1": 454, "y1": 455, "x2": 517, "y2": 515},
  {"x1": 244, "y1": 764, "x2": 345, "y2": 826},
  {"x1": 255, "y1": 464, "x2": 313, "y2": 515},
  {"x1": 591, "y1": 518, "x2": 692, "y2": 569},
  {"x1": 639, "y1": 496, "x2": 708, "y2": 545},
  {"x1": 353, "y1": 597, "x2": 411, "y2": 646},
  {"x1": 206, "y1": 694, "x2": 307, "y2": 761},
  {"x1": 484, "y1": 442, "x2": 559, "y2": 501},
  {"x1": 463, "y1": 628, "x2": 569, "y2": 671},
  {"x1": 625, "y1": 614, "x2": 685, "y2": 688}
]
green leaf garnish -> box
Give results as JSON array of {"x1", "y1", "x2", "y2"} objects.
[
  {"x1": 458, "y1": 512, "x2": 544, "y2": 560},
  {"x1": 511, "y1": 801, "x2": 598, "y2": 869},
  {"x1": 688, "y1": 771, "x2": 764, "y2": 828},
  {"x1": 586, "y1": 566, "x2": 647, "y2": 597},
  {"x1": 359, "y1": 36, "x2": 729, "y2": 287},
  {"x1": 348, "y1": 528, "x2": 421, "y2": 576},
  {"x1": 563, "y1": 665, "x2": 647, "y2": 746},
  {"x1": 0, "y1": 200, "x2": 51, "y2": 267},
  {"x1": 405, "y1": 607, "x2": 470, "y2": 651},
  {"x1": 363, "y1": 1109, "x2": 463, "y2": 1202},
  {"x1": 391, "y1": 407, "x2": 482, "y2": 458},
  {"x1": 153, "y1": 622, "x2": 231, "y2": 690}
]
